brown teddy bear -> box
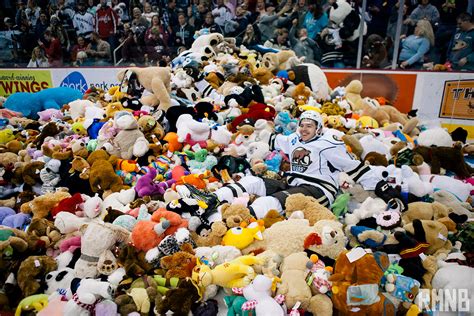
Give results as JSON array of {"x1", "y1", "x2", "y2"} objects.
[
  {"x1": 17, "y1": 255, "x2": 57, "y2": 297},
  {"x1": 0, "y1": 140, "x2": 23, "y2": 154},
  {"x1": 402, "y1": 202, "x2": 450, "y2": 224},
  {"x1": 284, "y1": 193, "x2": 336, "y2": 225},
  {"x1": 137, "y1": 115, "x2": 165, "y2": 142},
  {"x1": 115, "y1": 276, "x2": 159, "y2": 316},
  {"x1": 220, "y1": 203, "x2": 254, "y2": 228},
  {"x1": 261, "y1": 51, "x2": 302, "y2": 73},
  {"x1": 19, "y1": 161, "x2": 45, "y2": 186},
  {"x1": 20, "y1": 189, "x2": 71, "y2": 219},
  {"x1": 160, "y1": 243, "x2": 197, "y2": 279},
  {"x1": 87, "y1": 149, "x2": 127, "y2": 193},
  {"x1": 191, "y1": 221, "x2": 227, "y2": 247},
  {"x1": 117, "y1": 67, "x2": 172, "y2": 111},
  {"x1": 414, "y1": 143, "x2": 474, "y2": 179},
  {"x1": 42, "y1": 143, "x2": 73, "y2": 160},
  {"x1": 117, "y1": 243, "x2": 153, "y2": 278}
]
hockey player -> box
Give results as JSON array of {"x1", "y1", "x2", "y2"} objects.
[{"x1": 208, "y1": 110, "x2": 380, "y2": 218}]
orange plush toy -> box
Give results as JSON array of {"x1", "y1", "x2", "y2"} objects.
[
  {"x1": 131, "y1": 208, "x2": 188, "y2": 252},
  {"x1": 329, "y1": 249, "x2": 396, "y2": 315}
]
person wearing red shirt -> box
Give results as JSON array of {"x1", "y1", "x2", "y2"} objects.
[
  {"x1": 38, "y1": 28, "x2": 63, "y2": 67},
  {"x1": 94, "y1": 0, "x2": 119, "y2": 49}
]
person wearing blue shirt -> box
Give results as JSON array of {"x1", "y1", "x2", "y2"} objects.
[
  {"x1": 303, "y1": 4, "x2": 328, "y2": 40},
  {"x1": 399, "y1": 19, "x2": 434, "y2": 68}
]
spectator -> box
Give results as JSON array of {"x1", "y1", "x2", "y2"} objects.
[
  {"x1": 145, "y1": 14, "x2": 169, "y2": 46},
  {"x1": 145, "y1": 26, "x2": 168, "y2": 63},
  {"x1": 25, "y1": 0, "x2": 41, "y2": 27},
  {"x1": 142, "y1": 3, "x2": 156, "y2": 23},
  {"x1": 366, "y1": 0, "x2": 394, "y2": 36},
  {"x1": 447, "y1": 12, "x2": 474, "y2": 71},
  {"x1": 177, "y1": 0, "x2": 189, "y2": 11},
  {"x1": 39, "y1": 28, "x2": 63, "y2": 66},
  {"x1": 387, "y1": 1, "x2": 409, "y2": 41},
  {"x1": 131, "y1": 7, "x2": 150, "y2": 30},
  {"x1": 212, "y1": 0, "x2": 233, "y2": 31},
  {"x1": 34, "y1": 11, "x2": 49, "y2": 40},
  {"x1": 70, "y1": 35, "x2": 90, "y2": 62},
  {"x1": 399, "y1": 19, "x2": 434, "y2": 68},
  {"x1": 433, "y1": 0, "x2": 468, "y2": 63},
  {"x1": 87, "y1": 0, "x2": 98, "y2": 16},
  {"x1": 113, "y1": 1, "x2": 129, "y2": 23},
  {"x1": 242, "y1": 24, "x2": 261, "y2": 47},
  {"x1": 290, "y1": 19, "x2": 321, "y2": 64},
  {"x1": 27, "y1": 45, "x2": 49, "y2": 67},
  {"x1": 50, "y1": 14, "x2": 71, "y2": 51},
  {"x1": 303, "y1": 3, "x2": 328, "y2": 40},
  {"x1": 15, "y1": 1, "x2": 27, "y2": 27},
  {"x1": 257, "y1": 3, "x2": 291, "y2": 43},
  {"x1": 95, "y1": 0, "x2": 119, "y2": 49},
  {"x1": 163, "y1": 0, "x2": 179, "y2": 34},
  {"x1": 187, "y1": 0, "x2": 200, "y2": 27},
  {"x1": 13, "y1": 22, "x2": 36, "y2": 63},
  {"x1": 264, "y1": 27, "x2": 291, "y2": 50},
  {"x1": 73, "y1": 0, "x2": 94, "y2": 39},
  {"x1": 172, "y1": 13, "x2": 194, "y2": 50},
  {"x1": 193, "y1": 3, "x2": 210, "y2": 29},
  {"x1": 86, "y1": 31, "x2": 111, "y2": 64},
  {"x1": 121, "y1": 27, "x2": 145, "y2": 64},
  {"x1": 404, "y1": 0, "x2": 440, "y2": 27},
  {"x1": 201, "y1": 11, "x2": 224, "y2": 34},
  {"x1": 227, "y1": 5, "x2": 250, "y2": 38}
]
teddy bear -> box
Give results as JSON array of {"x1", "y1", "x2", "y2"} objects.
[
  {"x1": 114, "y1": 276, "x2": 158, "y2": 316},
  {"x1": 414, "y1": 143, "x2": 474, "y2": 179},
  {"x1": 402, "y1": 201, "x2": 450, "y2": 225},
  {"x1": 160, "y1": 243, "x2": 197, "y2": 279},
  {"x1": 191, "y1": 221, "x2": 228, "y2": 247},
  {"x1": 261, "y1": 51, "x2": 303, "y2": 74},
  {"x1": 242, "y1": 274, "x2": 285, "y2": 316},
  {"x1": 64, "y1": 278, "x2": 115, "y2": 315},
  {"x1": 116, "y1": 67, "x2": 172, "y2": 111},
  {"x1": 329, "y1": 249, "x2": 396, "y2": 315},
  {"x1": 17, "y1": 255, "x2": 58, "y2": 297},
  {"x1": 277, "y1": 252, "x2": 333, "y2": 315},
  {"x1": 137, "y1": 114, "x2": 165, "y2": 143},
  {"x1": 284, "y1": 193, "x2": 336, "y2": 225},
  {"x1": 116, "y1": 243, "x2": 153, "y2": 278},
  {"x1": 220, "y1": 203, "x2": 254, "y2": 228},
  {"x1": 87, "y1": 149, "x2": 126, "y2": 193},
  {"x1": 154, "y1": 278, "x2": 201, "y2": 316},
  {"x1": 243, "y1": 219, "x2": 346, "y2": 263},
  {"x1": 74, "y1": 222, "x2": 130, "y2": 278},
  {"x1": 103, "y1": 111, "x2": 149, "y2": 160},
  {"x1": 20, "y1": 189, "x2": 71, "y2": 219},
  {"x1": 404, "y1": 219, "x2": 452, "y2": 258},
  {"x1": 39, "y1": 158, "x2": 62, "y2": 194}
]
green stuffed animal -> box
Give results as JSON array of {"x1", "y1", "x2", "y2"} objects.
[{"x1": 224, "y1": 295, "x2": 250, "y2": 316}]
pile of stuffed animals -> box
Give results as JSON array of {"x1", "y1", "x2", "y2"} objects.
[{"x1": 0, "y1": 32, "x2": 473, "y2": 316}]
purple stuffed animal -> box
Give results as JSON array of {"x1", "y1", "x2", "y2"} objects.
[
  {"x1": 135, "y1": 168, "x2": 176, "y2": 198},
  {"x1": 0, "y1": 207, "x2": 16, "y2": 223},
  {"x1": 2, "y1": 213, "x2": 31, "y2": 229}
]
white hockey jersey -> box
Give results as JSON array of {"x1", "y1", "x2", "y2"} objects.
[
  {"x1": 270, "y1": 131, "x2": 376, "y2": 204},
  {"x1": 73, "y1": 12, "x2": 95, "y2": 38}
]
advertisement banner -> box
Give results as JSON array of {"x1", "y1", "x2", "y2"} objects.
[
  {"x1": 0, "y1": 69, "x2": 53, "y2": 97},
  {"x1": 325, "y1": 71, "x2": 417, "y2": 114},
  {"x1": 51, "y1": 68, "x2": 124, "y2": 94},
  {"x1": 439, "y1": 79, "x2": 474, "y2": 120}
]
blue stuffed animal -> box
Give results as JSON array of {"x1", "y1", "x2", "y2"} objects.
[
  {"x1": 4, "y1": 87, "x2": 82, "y2": 119},
  {"x1": 274, "y1": 111, "x2": 298, "y2": 136}
]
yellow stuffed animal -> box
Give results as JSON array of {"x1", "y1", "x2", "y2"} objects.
[
  {"x1": 222, "y1": 220, "x2": 265, "y2": 249},
  {"x1": 0, "y1": 129, "x2": 15, "y2": 144},
  {"x1": 192, "y1": 255, "x2": 263, "y2": 288}
]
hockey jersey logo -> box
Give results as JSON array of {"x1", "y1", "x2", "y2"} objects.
[{"x1": 291, "y1": 147, "x2": 312, "y2": 172}]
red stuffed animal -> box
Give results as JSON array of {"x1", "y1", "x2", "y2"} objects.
[{"x1": 131, "y1": 208, "x2": 188, "y2": 252}]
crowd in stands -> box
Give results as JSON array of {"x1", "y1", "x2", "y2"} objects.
[{"x1": 0, "y1": 0, "x2": 473, "y2": 70}]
